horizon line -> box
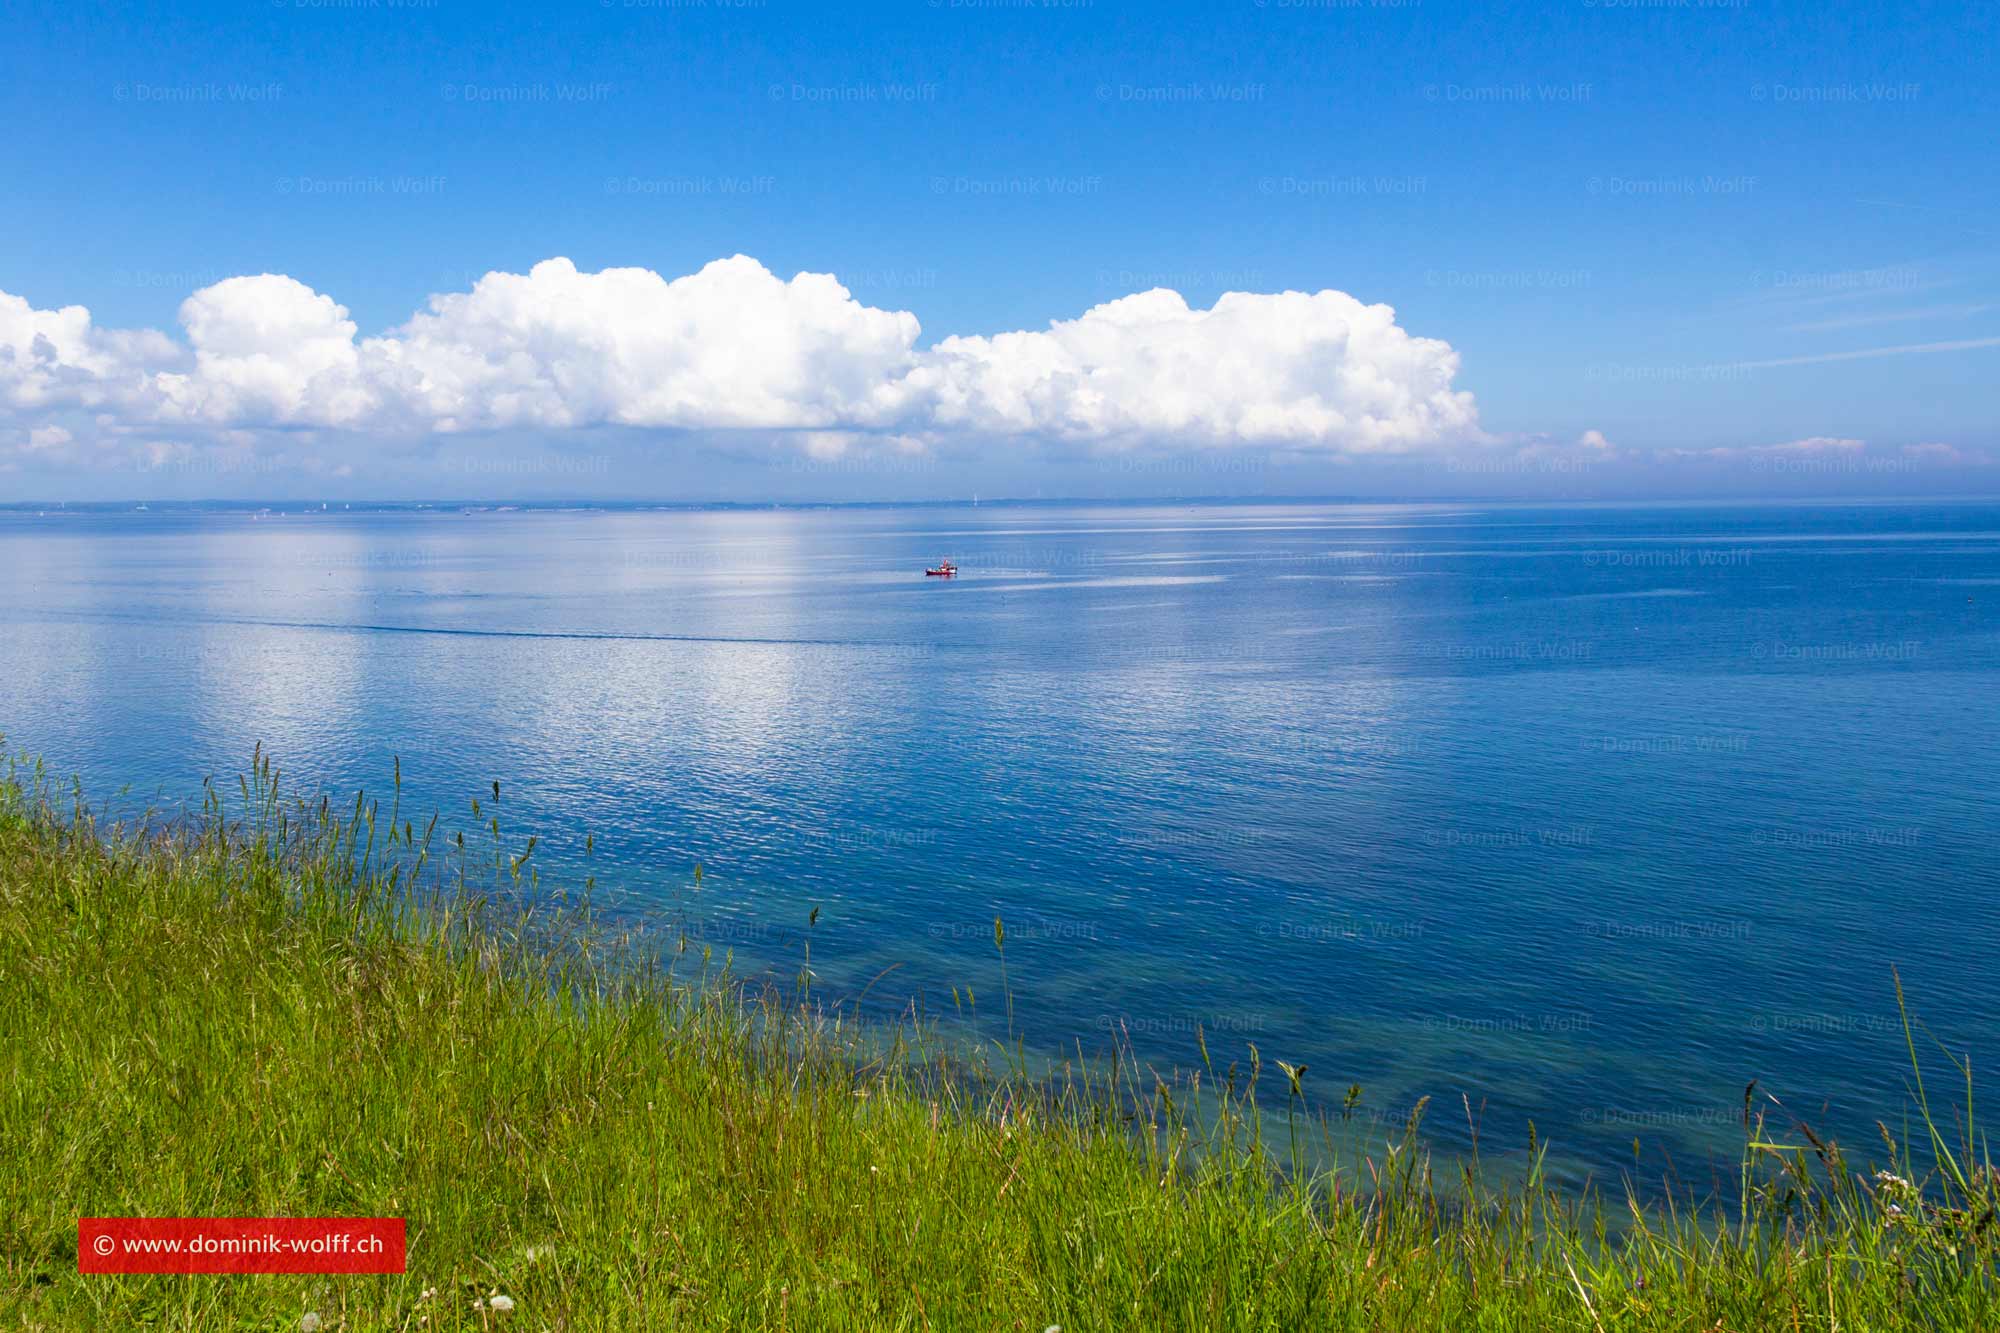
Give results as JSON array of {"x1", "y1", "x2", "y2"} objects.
[{"x1": 8, "y1": 492, "x2": 2000, "y2": 512}]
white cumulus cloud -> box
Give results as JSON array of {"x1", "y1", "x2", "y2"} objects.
[
  {"x1": 366, "y1": 256, "x2": 923, "y2": 432},
  {"x1": 154, "y1": 275, "x2": 374, "y2": 426},
  {"x1": 898, "y1": 287, "x2": 1479, "y2": 451},
  {"x1": 0, "y1": 255, "x2": 1483, "y2": 461},
  {"x1": 0, "y1": 289, "x2": 180, "y2": 415}
]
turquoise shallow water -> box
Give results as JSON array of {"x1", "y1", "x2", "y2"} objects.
[{"x1": 3, "y1": 498, "x2": 1996, "y2": 1187}]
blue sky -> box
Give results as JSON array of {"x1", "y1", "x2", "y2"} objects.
[{"x1": 2, "y1": 0, "x2": 1996, "y2": 500}]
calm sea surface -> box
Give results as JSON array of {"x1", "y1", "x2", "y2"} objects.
[{"x1": 3, "y1": 500, "x2": 1996, "y2": 1186}]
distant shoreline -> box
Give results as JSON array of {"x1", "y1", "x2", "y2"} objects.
[{"x1": 7, "y1": 493, "x2": 2000, "y2": 515}]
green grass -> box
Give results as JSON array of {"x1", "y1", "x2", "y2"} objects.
[{"x1": 1, "y1": 749, "x2": 1996, "y2": 1331}]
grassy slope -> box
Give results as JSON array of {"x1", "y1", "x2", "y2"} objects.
[{"x1": 1, "y1": 758, "x2": 1995, "y2": 1331}]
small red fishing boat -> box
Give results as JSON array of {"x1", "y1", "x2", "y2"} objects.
[{"x1": 925, "y1": 559, "x2": 958, "y2": 577}]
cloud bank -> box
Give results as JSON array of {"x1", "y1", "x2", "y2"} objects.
[{"x1": 1, "y1": 255, "x2": 1483, "y2": 465}]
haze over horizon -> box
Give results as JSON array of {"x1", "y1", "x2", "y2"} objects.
[{"x1": 4, "y1": 0, "x2": 1995, "y2": 503}]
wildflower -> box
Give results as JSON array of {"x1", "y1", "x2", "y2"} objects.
[
  {"x1": 488, "y1": 1293, "x2": 516, "y2": 1314},
  {"x1": 301, "y1": 1316, "x2": 323, "y2": 1333}
]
